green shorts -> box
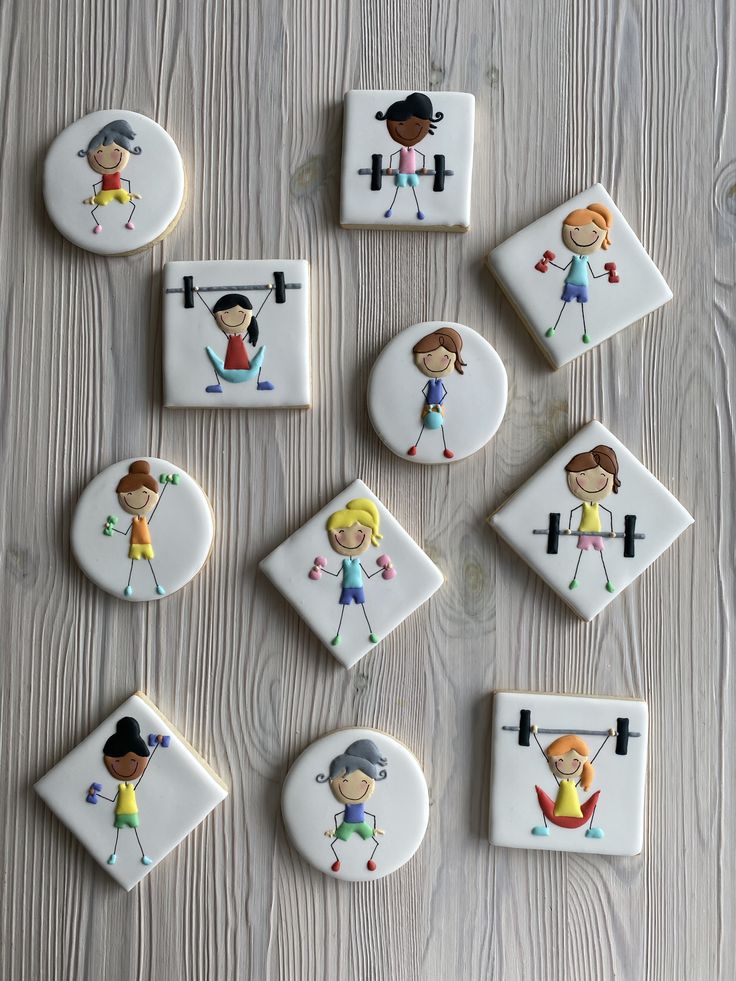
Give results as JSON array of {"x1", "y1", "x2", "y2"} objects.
[
  {"x1": 335, "y1": 820, "x2": 374, "y2": 841},
  {"x1": 114, "y1": 812, "x2": 140, "y2": 829}
]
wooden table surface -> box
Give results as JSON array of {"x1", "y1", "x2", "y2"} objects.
[{"x1": 1, "y1": 1, "x2": 732, "y2": 979}]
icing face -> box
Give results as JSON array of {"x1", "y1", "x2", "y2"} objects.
[
  {"x1": 328, "y1": 522, "x2": 373, "y2": 557},
  {"x1": 118, "y1": 486, "x2": 159, "y2": 516},
  {"x1": 329, "y1": 768, "x2": 376, "y2": 805},
  {"x1": 87, "y1": 142, "x2": 131, "y2": 175},
  {"x1": 548, "y1": 748, "x2": 588, "y2": 782},
  {"x1": 215, "y1": 304, "x2": 253, "y2": 336},
  {"x1": 414, "y1": 345, "x2": 456, "y2": 378},
  {"x1": 103, "y1": 751, "x2": 149, "y2": 781},
  {"x1": 386, "y1": 116, "x2": 431, "y2": 147},
  {"x1": 561, "y1": 220, "x2": 604, "y2": 255},
  {"x1": 566, "y1": 466, "x2": 614, "y2": 503}
]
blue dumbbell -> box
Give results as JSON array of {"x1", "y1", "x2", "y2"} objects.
[
  {"x1": 148, "y1": 733, "x2": 171, "y2": 748},
  {"x1": 86, "y1": 782, "x2": 102, "y2": 804}
]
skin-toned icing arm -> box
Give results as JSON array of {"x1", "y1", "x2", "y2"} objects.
[
  {"x1": 600, "y1": 504, "x2": 615, "y2": 536},
  {"x1": 567, "y1": 504, "x2": 582, "y2": 531}
]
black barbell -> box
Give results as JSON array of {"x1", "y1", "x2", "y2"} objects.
[
  {"x1": 503, "y1": 709, "x2": 640, "y2": 756},
  {"x1": 358, "y1": 153, "x2": 454, "y2": 193},
  {"x1": 532, "y1": 512, "x2": 645, "y2": 558},
  {"x1": 165, "y1": 271, "x2": 303, "y2": 309}
]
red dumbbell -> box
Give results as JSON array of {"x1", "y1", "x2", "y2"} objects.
[
  {"x1": 376, "y1": 555, "x2": 397, "y2": 580},
  {"x1": 535, "y1": 250, "x2": 556, "y2": 273},
  {"x1": 604, "y1": 261, "x2": 620, "y2": 284},
  {"x1": 309, "y1": 556, "x2": 327, "y2": 580}
]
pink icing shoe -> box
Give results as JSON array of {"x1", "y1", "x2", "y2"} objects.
[
  {"x1": 93, "y1": 225, "x2": 102, "y2": 234},
  {"x1": 125, "y1": 221, "x2": 135, "y2": 230}
]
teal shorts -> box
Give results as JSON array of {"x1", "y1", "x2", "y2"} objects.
[
  {"x1": 395, "y1": 173, "x2": 419, "y2": 188},
  {"x1": 114, "y1": 812, "x2": 140, "y2": 829},
  {"x1": 335, "y1": 820, "x2": 374, "y2": 841}
]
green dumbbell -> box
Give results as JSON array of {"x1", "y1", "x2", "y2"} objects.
[
  {"x1": 103, "y1": 515, "x2": 118, "y2": 536},
  {"x1": 159, "y1": 473, "x2": 181, "y2": 485}
]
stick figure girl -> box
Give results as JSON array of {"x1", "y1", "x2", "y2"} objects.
[
  {"x1": 78, "y1": 119, "x2": 142, "y2": 235},
  {"x1": 530, "y1": 730, "x2": 607, "y2": 839},
  {"x1": 375, "y1": 92, "x2": 444, "y2": 221},
  {"x1": 537, "y1": 202, "x2": 619, "y2": 344},
  {"x1": 408, "y1": 327, "x2": 467, "y2": 459},
  {"x1": 317, "y1": 739, "x2": 387, "y2": 873},
  {"x1": 85, "y1": 717, "x2": 166, "y2": 867},
  {"x1": 564, "y1": 444, "x2": 620, "y2": 594},
  {"x1": 194, "y1": 290, "x2": 274, "y2": 394},
  {"x1": 309, "y1": 498, "x2": 394, "y2": 647},
  {"x1": 103, "y1": 460, "x2": 175, "y2": 597}
]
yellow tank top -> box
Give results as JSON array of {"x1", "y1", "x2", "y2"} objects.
[
  {"x1": 553, "y1": 779, "x2": 583, "y2": 818},
  {"x1": 578, "y1": 502, "x2": 601, "y2": 534},
  {"x1": 116, "y1": 782, "x2": 138, "y2": 816}
]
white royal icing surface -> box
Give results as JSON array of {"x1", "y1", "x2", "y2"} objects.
[
  {"x1": 35, "y1": 692, "x2": 228, "y2": 891},
  {"x1": 282, "y1": 727, "x2": 429, "y2": 881},
  {"x1": 71, "y1": 456, "x2": 214, "y2": 602},
  {"x1": 163, "y1": 260, "x2": 310, "y2": 408},
  {"x1": 44, "y1": 110, "x2": 185, "y2": 255},
  {"x1": 490, "y1": 421, "x2": 693, "y2": 621},
  {"x1": 488, "y1": 183, "x2": 672, "y2": 368},
  {"x1": 489, "y1": 691, "x2": 648, "y2": 857},
  {"x1": 340, "y1": 90, "x2": 475, "y2": 230},
  {"x1": 367, "y1": 321, "x2": 507, "y2": 464}
]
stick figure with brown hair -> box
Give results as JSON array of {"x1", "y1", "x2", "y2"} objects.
[
  {"x1": 102, "y1": 460, "x2": 178, "y2": 597},
  {"x1": 563, "y1": 444, "x2": 621, "y2": 593},
  {"x1": 407, "y1": 327, "x2": 467, "y2": 460}
]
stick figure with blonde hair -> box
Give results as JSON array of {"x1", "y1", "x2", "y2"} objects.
[
  {"x1": 308, "y1": 498, "x2": 397, "y2": 647},
  {"x1": 534, "y1": 201, "x2": 621, "y2": 344}
]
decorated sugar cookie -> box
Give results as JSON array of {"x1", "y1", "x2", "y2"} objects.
[
  {"x1": 163, "y1": 260, "x2": 310, "y2": 408},
  {"x1": 489, "y1": 691, "x2": 648, "y2": 856},
  {"x1": 487, "y1": 183, "x2": 672, "y2": 368},
  {"x1": 282, "y1": 728, "x2": 429, "y2": 881},
  {"x1": 489, "y1": 421, "x2": 693, "y2": 621},
  {"x1": 340, "y1": 90, "x2": 475, "y2": 231},
  {"x1": 35, "y1": 692, "x2": 227, "y2": 890},
  {"x1": 367, "y1": 321, "x2": 507, "y2": 463},
  {"x1": 44, "y1": 110, "x2": 185, "y2": 255},
  {"x1": 259, "y1": 479, "x2": 444, "y2": 668},
  {"x1": 71, "y1": 456, "x2": 213, "y2": 601}
]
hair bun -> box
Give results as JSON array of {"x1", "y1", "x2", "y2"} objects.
[
  {"x1": 116, "y1": 716, "x2": 141, "y2": 737},
  {"x1": 128, "y1": 460, "x2": 151, "y2": 476}
]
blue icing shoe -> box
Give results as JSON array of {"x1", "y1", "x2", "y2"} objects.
[
  {"x1": 124, "y1": 586, "x2": 133, "y2": 597},
  {"x1": 107, "y1": 854, "x2": 117, "y2": 865},
  {"x1": 206, "y1": 384, "x2": 223, "y2": 394},
  {"x1": 585, "y1": 827, "x2": 604, "y2": 839},
  {"x1": 417, "y1": 211, "x2": 425, "y2": 220},
  {"x1": 141, "y1": 855, "x2": 153, "y2": 866},
  {"x1": 257, "y1": 381, "x2": 274, "y2": 391},
  {"x1": 532, "y1": 826, "x2": 550, "y2": 837},
  {"x1": 155, "y1": 585, "x2": 166, "y2": 596},
  {"x1": 384, "y1": 209, "x2": 393, "y2": 218}
]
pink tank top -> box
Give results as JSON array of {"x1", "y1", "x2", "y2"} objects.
[{"x1": 398, "y1": 147, "x2": 416, "y2": 174}]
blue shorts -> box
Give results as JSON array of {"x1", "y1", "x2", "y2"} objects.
[
  {"x1": 395, "y1": 173, "x2": 419, "y2": 188},
  {"x1": 339, "y1": 587, "x2": 366, "y2": 605},
  {"x1": 562, "y1": 282, "x2": 588, "y2": 303}
]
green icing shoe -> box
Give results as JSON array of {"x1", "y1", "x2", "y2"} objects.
[
  {"x1": 606, "y1": 581, "x2": 615, "y2": 593},
  {"x1": 569, "y1": 579, "x2": 580, "y2": 590},
  {"x1": 545, "y1": 327, "x2": 556, "y2": 338},
  {"x1": 369, "y1": 633, "x2": 379, "y2": 644},
  {"x1": 331, "y1": 635, "x2": 342, "y2": 646},
  {"x1": 582, "y1": 333, "x2": 591, "y2": 344}
]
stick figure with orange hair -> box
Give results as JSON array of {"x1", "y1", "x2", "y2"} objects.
[
  {"x1": 534, "y1": 202, "x2": 620, "y2": 345},
  {"x1": 531, "y1": 729, "x2": 611, "y2": 839}
]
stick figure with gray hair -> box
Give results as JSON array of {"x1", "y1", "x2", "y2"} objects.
[
  {"x1": 78, "y1": 119, "x2": 143, "y2": 235},
  {"x1": 316, "y1": 739, "x2": 387, "y2": 874}
]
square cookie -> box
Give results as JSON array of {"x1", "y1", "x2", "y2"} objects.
[
  {"x1": 490, "y1": 691, "x2": 648, "y2": 856},
  {"x1": 340, "y1": 90, "x2": 475, "y2": 231},
  {"x1": 489, "y1": 420, "x2": 693, "y2": 621},
  {"x1": 35, "y1": 692, "x2": 228, "y2": 890},
  {"x1": 487, "y1": 183, "x2": 672, "y2": 368},
  {"x1": 163, "y1": 260, "x2": 310, "y2": 408},
  {"x1": 260, "y1": 479, "x2": 444, "y2": 668}
]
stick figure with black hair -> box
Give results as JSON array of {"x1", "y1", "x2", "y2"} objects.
[
  {"x1": 78, "y1": 119, "x2": 143, "y2": 235},
  {"x1": 193, "y1": 289, "x2": 275, "y2": 394},
  {"x1": 375, "y1": 92, "x2": 444, "y2": 221},
  {"x1": 85, "y1": 717, "x2": 170, "y2": 867},
  {"x1": 316, "y1": 739, "x2": 387, "y2": 874}
]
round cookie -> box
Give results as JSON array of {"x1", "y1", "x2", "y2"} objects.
[
  {"x1": 281, "y1": 727, "x2": 429, "y2": 881},
  {"x1": 44, "y1": 110, "x2": 185, "y2": 256},
  {"x1": 71, "y1": 457, "x2": 213, "y2": 602},
  {"x1": 367, "y1": 321, "x2": 507, "y2": 464}
]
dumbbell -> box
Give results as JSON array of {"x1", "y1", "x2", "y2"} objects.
[
  {"x1": 159, "y1": 473, "x2": 180, "y2": 485},
  {"x1": 534, "y1": 250, "x2": 556, "y2": 273},
  {"x1": 358, "y1": 154, "x2": 454, "y2": 192},
  {"x1": 309, "y1": 556, "x2": 327, "y2": 580},
  {"x1": 376, "y1": 555, "x2": 397, "y2": 580},
  {"x1": 533, "y1": 513, "x2": 645, "y2": 558},
  {"x1": 604, "y1": 261, "x2": 620, "y2": 284},
  {"x1": 86, "y1": 782, "x2": 103, "y2": 804},
  {"x1": 148, "y1": 733, "x2": 171, "y2": 748},
  {"x1": 165, "y1": 271, "x2": 303, "y2": 309},
  {"x1": 503, "y1": 710, "x2": 640, "y2": 755},
  {"x1": 103, "y1": 515, "x2": 118, "y2": 536}
]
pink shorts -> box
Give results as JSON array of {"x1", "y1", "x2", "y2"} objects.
[{"x1": 577, "y1": 535, "x2": 605, "y2": 551}]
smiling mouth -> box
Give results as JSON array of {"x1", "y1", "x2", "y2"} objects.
[
  {"x1": 555, "y1": 761, "x2": 581, "y2": 776},
  {"x1": 110, "y1": 761, "x2": 138, "y2": 779},
  {"x1": 95, "y1": 151, "x2": 122, "y2": 170},
  {"x1": 338, "y1": 532, "x2": 365, "y2": 549},
  {"x1": 576, "y1": 475, "x2": 608, "y2": 493},
  {"x1": 342, "y1": 787, "x2": 369, "y2": 801},
  {"x1": 423, "y1": 356, "x2": 448, "y2": 370},
  {"x1": 127, "y1": 494, "x2": 150, "y2": 510},
  {"x1": 570, "y1": 231, "x2": 599, "y2": 248},
  {"x1": 222, "y1": 314, "x2": 246, "y2": 328}
]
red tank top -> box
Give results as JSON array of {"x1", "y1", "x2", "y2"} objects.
[
  {"x1": 101, "y1": 172, "x2": 122, "y2": 191},
  {"x1": 224, "y1": 335, "x2": 250, "y2": 370}
]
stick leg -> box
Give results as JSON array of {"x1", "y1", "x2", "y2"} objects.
[
  {"x1": 367, "y1": 835, "x2": 381, "y2": 870},
  {"x1": 383, "y1": 186, "x2": 400, "y2": 218},
  {"x1": 124, "y1": 561, "x2": 135, "y2": 597},
  {"x1": 408, "y1": 423, "x2": 425, "y2": 456},
  {"x1": 256, "y1": 366, "x2": 274, "y2": 391},
  {"x1": 134, "y1": 828, "x2": 153, "y2": 865},
  {"x1": 90, "y1": 205, "x2": 101, "y2": 233},
  {"x1": 440, "y1": 424, "x2": 454, "y2": 459},
  {"x1": 107, "y1": 828, "x2": 120, "y2": 863},
  {"x1": 581, "y1": 303, "x2": 590, "y2": 344},
  {"x1": 599, "y1": 551, "x2": 615, "y2": 593},
  {"x1": 361, "y1": 604, "x2": 378, "y2": 644},
  {"x1": 329, "y1": 838, "x2": 341, "y2": 872},
  {"x1": 147, "y1": 561, "x2": 165, "y2": 596},
  {"x1": 532, "y1": 811, "x2": 550, "y2": 836},
  {"x1": 331, "y1": 606, "x2": 346, "y2": 646},
  {"x1": 569, "y1": 550, "x2": 584, "y2": 590},
  {"x1": 546, "y1": 301, "x2": 568, "y2": 338},
  {"x1": 411, "y1": 185, "x2": 425, "y2": 220},
  {"x1": 125, "y1": 201, "x2": 136, "y2": 229}
]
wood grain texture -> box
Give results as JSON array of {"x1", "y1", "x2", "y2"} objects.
[{"x1": 0, "y1": 0, "x2": 730, "y2": 978}]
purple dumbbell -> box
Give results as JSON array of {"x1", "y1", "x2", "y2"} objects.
[
  {"x1": 148, "y1": 733, "x2": 172, "y2": 748},
  {"x1": 376, "y1": 555, "x2": 397, "y2": 580},
  {"x1": 86, "y1": 782, "x2": 102, "y2": 804},
  {"x1": 309, "y1": 556, "x2": 327, "y2": 580}
]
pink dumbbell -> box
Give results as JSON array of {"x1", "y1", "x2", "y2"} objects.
[
  {"x1": 309, "y1": 556, "x2": 327, "y2": 580},
  {"x1": 376, "y1": 555, "x2": 397, "y2": 580}
]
